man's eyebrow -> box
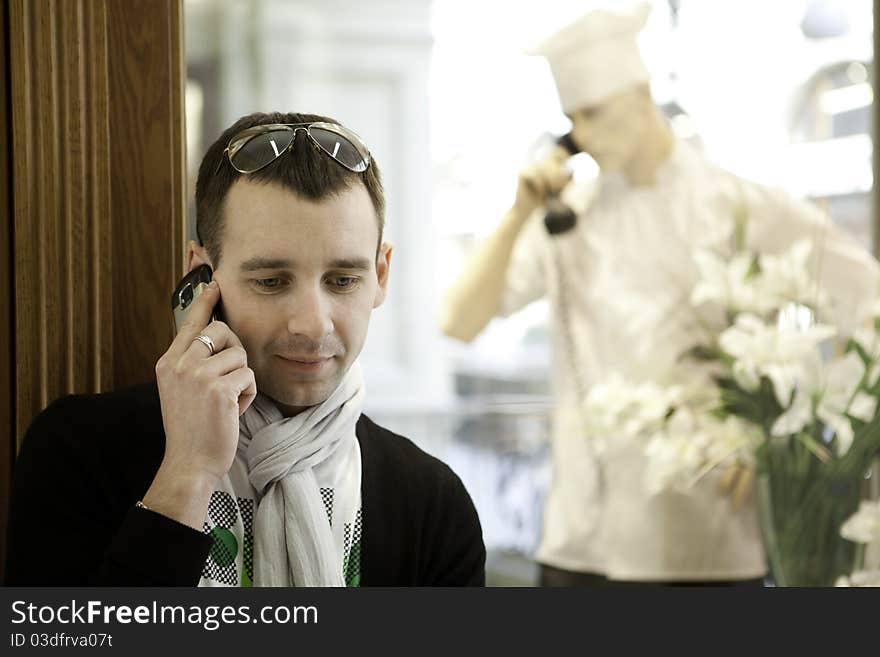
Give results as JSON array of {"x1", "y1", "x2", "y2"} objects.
[
  {"x1": 328, "y1": 257, "x2": 372, "y2": 270},
  {"x1": 239, "y1": 257, "x2": 293, "y2": 271},
  {"x1": 238, "y1": 256, "x2": 373, "y2": 271}
]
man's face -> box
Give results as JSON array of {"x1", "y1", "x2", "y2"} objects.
[
  {"x1": 567, "y1": 87, "x2": 649, "y2": 171},
  {"x1": 190, "y1": 178, "x2": 391, "y2": 416}
]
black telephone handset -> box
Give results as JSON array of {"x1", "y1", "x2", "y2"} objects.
[
  {"x1": 543, "y1": 132, "x2": 580, "y2": 236},
  {"x1": 171, "y1": 264, "x2": 220, "y2": 334}
]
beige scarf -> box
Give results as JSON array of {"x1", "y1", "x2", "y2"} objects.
[{"x1": 237, "y1": 361, "x2": 364, "y2": 586}]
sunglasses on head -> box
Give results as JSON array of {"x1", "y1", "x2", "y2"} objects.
[{"x1": 217, "y1": 122, "x2": 371, "y2": 175}]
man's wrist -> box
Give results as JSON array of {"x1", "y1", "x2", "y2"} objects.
[
  {"x1": 152, "y1": 460, "x2": 219, "y2": 494},
  {"x1": 510, "y1": 199, "x2": 537, "y2": 222},
  {"x1": 141, "y1": 463, "x2": 218, "y2": 530},
  {"x1": 505, "y1": 203, "x2": 537, "y2": 235}
]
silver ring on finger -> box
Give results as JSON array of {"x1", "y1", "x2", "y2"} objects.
[{"x1": 194, "y1": 334, "x2": 216, "y2": 356}]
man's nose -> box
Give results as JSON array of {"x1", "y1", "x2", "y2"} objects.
[{"x1": 286, "y1": 283, "x2": 334, "y2": 344}]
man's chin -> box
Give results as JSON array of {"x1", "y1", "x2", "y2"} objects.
[
  {"x1": 257, "y1": 376, "x2": 340, "y2": 414},
  {"x1": 270, "y1": 384, "x2": 330, "y2": 407},
  {"x1": 253, "y1": 357, "x2": 350, "y2": 411}
]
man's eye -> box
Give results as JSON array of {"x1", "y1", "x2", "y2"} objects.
[
  {"x1": 254, "y1": 278, "x2": 284, "y2": 290},
  {"x1": 329, "y1": 276, "x2": 359, "y2": 290}
]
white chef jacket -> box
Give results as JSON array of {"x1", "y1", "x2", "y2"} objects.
[{"x1": 501, "y1": 141, "x2": 880, "y2": 580}]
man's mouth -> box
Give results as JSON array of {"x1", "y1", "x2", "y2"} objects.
[
  {"x1": 278, "y1": 355, "x2": 333, "y2": 363},
  {"x1": 275, "y1": 355, "x2": 334, "y2": 373}
]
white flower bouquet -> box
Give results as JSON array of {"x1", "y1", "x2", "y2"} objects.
[
  {"x1": 835, "y1": 499, "x2": 880, "y2": 587},
  {"x1": 582, "y1": 234, "x2": 880, "y2": 586}
]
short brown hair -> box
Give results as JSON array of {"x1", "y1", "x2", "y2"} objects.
[{"x1": 195, "y1": 111, "x2": 385, "y2": 268}]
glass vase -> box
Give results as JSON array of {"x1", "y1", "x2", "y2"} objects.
[{"x1": 755, "y1": 439, "x2": 863, "y2": 587}]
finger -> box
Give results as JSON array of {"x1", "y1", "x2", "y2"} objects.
[
  {"x1": 529, "y1": 173, "x2": 556, "y2": 200},
  {"x1": 198, "y1": 346, "x2": 248, "y2": 378},
  {"x1": 540, "y1": 144, "x2": 570, "y2": 166},
  {"x1": 169, "y1": 281, "x2": 221, "y2": 357},
  {"x1": 182, "y1": 320, "x2": 245, "y2": 363},
  {"x1": 538, "y1": 159, "x2": 571, "y2": 193},
  {"x1": 222, "y1": 367, "x2": 258, "y2": 416},
  {"x1": 549, "y1": 168, "x2": 573, "y2": 194},
  {"x1": 521, "y1": 167, "x2": 540, "y2": 190},
  {"x1": 551, "y1": 143, "x2": 574, "y2": 162},
  {"x1": 521, "y1": 164, "x2": 544, "y2": 193},
  {"x1": 534, "y1": 158, "x2": 563, "y2": 182}
]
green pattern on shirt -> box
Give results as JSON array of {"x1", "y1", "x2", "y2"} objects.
[{"x1": 344, "y1": 540, "x2": 362, "y2": 587}]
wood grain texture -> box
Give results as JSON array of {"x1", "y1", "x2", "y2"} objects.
[
  {"x1": 9, "y1": 0, "x2": 112, "y2": 445},
  {"x1": 1, "y1": 0, "x2": 14, "y2": 584},
  {"x1": 6, "y1": 0, "x2": 185, "y2": 445},
  {"x1": 107, "y1": 0, "x2": 186, "y2": 391}
]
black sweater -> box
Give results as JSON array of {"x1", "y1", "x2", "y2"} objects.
[{"x1": 4, "y1": 382, "x2": 485, "y2": 586}]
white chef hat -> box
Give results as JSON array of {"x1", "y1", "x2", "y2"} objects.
[{"x1": 527, "y1": 2, "x2": 652, "y2": 114}]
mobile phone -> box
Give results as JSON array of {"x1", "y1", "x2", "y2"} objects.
[{"x1": 171, "y1": 264, "x2": 218, "y2": 334}]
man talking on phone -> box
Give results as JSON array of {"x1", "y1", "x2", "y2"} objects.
[{"x1": 5, "y1": 111, "x2": 485, "y2": 586}]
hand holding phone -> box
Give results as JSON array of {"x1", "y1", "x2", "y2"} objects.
[
  {"x1": 514, "y1": 132, "x2": 577, "y2": 217},
  {"x1": 146, "y1": 269, "x2": 257, "y2": 527},
  {"x1": 172, "y1": 264, "x2": 219, "y2": 333}
]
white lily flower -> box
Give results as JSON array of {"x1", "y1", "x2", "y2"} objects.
[
  {"x1": 643, "y1": 412, "x2": 761, "y2": 495},
  {"x1": 770, "y1": 389, "x2": 812, "y2": 437},
  {"x1": 836, "y1": 567, "x2": 880, "y2": 587},
  {"x1": 769, "y1": 352, "x2": 866, "y2": 453},
  {"x1": 719, "y1": 314, "x2": 836, "y2": 406},
  {"x1": 582, "y1": 375, "x2": 682, "y2": 447},
  {"x1": 718, "y1": 314, "x2": 766, "y2": 356},
  {"x1": 763, "y1": 362, "x2": 808, "y2": 409},
  {"x1": 731, "y1": 360, "x2": 761, "y2": 392},
  {"x1": 866, "y1": 363, "x2": 880, "y2": 390},
  {"x1": 848, "y1": 570, "x2": 880, "y2": 587},
  {"x1": 853, "y1": 327, "x2": 880, "y2": 389},
  {"x1": 691, "y1": 250, "x2": 769, "y2": 313},
  {"x1": 853, "y1": 327, "x2": 880, "y2": 360},
  {"x1": 644, "y1": 429, "x2": 709, "y2": 494},
  {"x1": 840, "y1": 500, "x2": 880, "y2": 545},
  {"x1": 704, "y1": 415, "x2": 764, "y2": 465},
  {"x1": 848, "y1": 392, "x2": 878, "y2": 423},
  {"x1": 822, "y1": 413, "x2": 854, "y2": 454},
  {"x1": 757, "y1": 240, "x2": 827, "y2": 309},
  {"x1": 692, "y1": 240, "x2": 828, "y2": 317},
  {"x1": 816, "y1": 353, "x2": 866, "y2": 454},
  {"x1": 629, "y1": 233, "x2": 880, "y2": 499}
]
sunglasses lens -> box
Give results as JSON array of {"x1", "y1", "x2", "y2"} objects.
[
  {"x1": 309, "y1": 127, "x2": 369, "y2": 172},
  {"x1": 230, "y1": 130, "x2": 295, "y2": 173}
]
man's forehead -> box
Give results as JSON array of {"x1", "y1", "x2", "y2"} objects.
[
  {"x1": 220, "y1": 179, "x2": 380, "y2": 261},
  {"x1": 224, "y1": 177, "x2": 374, "y2": 219}
]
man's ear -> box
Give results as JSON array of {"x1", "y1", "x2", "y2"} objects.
[
  {"x1": 373, "y1": 242, "x2": 393, "y2": 309},
  {"x1": 186, "y1": 240, "x2": 213, "y2": 273}
]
